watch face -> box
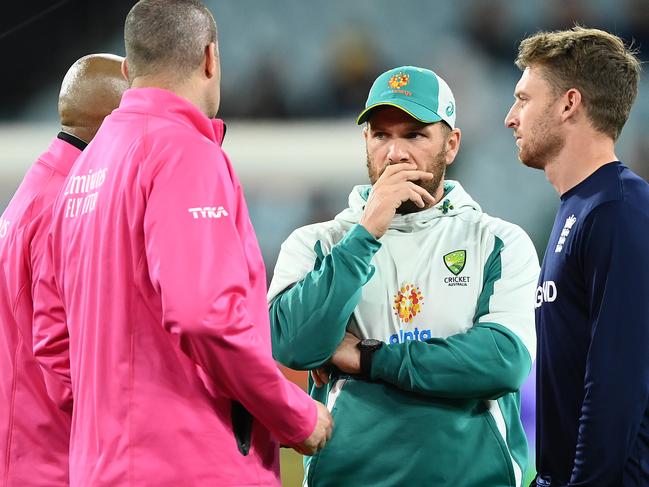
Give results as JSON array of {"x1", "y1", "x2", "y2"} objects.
[{"x1": 360, "y1": 339, "x2": 383, "y2": 350}]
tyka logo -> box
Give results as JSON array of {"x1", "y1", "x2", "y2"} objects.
[
  {"x1": 535, "y1": 280, "x2": 557, "y2": 308},
  {"x1": 188, "y1": 206, "x2": 229, "y2": 219}
]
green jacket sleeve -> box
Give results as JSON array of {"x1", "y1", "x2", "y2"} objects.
[
  {"x1": 370, "y1": 323, "x2": 531, "y2": 399},
  {"x1": 371, "y1": 231, "x2": 538, "y2": 400},
  {"x1": 270, "y1": 224, "x2": 381, "y2": 370}
]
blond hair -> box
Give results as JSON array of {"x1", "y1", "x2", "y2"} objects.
[{"x1": 516, "y1": 26, "x2": 641, "y2": 140}]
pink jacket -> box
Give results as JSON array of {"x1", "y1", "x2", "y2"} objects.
[
  {"x1": 35, "y1": 88, "x2": 317, "y2": 486},
  {"x1": 0, "y1": 136, "x2": 77, "y2": 486}
]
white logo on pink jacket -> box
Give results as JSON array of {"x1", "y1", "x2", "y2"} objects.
[
  {"x1": 63, "y1": 167, "x2": 108, "y2": 218},
  {"x1": 188, "y1": 206, "x2": 229, "y2": 219}
]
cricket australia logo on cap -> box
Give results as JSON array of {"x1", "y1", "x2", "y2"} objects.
[
  {"x1": 388, "y1": 72, "x2": 410, "y2": 90},
  {"x1": 443, "y1": 250, "x2": 471, "y2": 287},
  {"x1": 555, "y1": 214, "x2": 577, "y2": 253},
  {"x1": 390, "y1": 283, "x2": 432, "y2": 344}
]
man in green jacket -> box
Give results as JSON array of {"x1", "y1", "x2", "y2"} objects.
[{"x1": 268, "y1": 66, "x2": 539, "y2": 487}]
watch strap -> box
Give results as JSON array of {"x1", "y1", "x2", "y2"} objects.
[
  {"x1": 358, "y1": 339, "x2": 382, "y2": 380},
  {"x1": 359, "y1": 347, "x2": 373, "y2": 379}
]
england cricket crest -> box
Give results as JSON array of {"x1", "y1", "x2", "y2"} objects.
[{"x1": 443, "y1": 250, "x2": 466, "y2": 276}]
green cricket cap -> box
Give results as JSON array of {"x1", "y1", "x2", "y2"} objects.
[{"x1": 356, "y1": 66, "x2": 456, "y2": 128}]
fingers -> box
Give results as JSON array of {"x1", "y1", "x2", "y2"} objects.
[
  {"x1": 371, "y1": 179, "x2": 436, "y2": 209},
  {"x1": 316, "y1": 367, "x2": 330, "y2": 386},
  {"x1": 378, "y1": 162, "x2": 417, "y2": 179},
  {"x1": 298, "y1": 444, "x2": 317, "y2": 456},
  {"x1": 310, "y1": 367, "x2": 330, "y2": 388},
  {"x1": 377, "y1": 163, "x2": 434, "y2": 184},
  {"x1": 397, "y1": 170, "x2": 435, "y2": 183},
  {"x1": 292, "y1": 444, "x2": 309, "y2": 455},
  {"x1": 315, "y1": 433, "x2": 327, "y2": 452},
  {"x1": 319, "y1": 368, "x2": 330, "y2": 385},
  {"x1": 294, "y1": 402, "x2": 334, "y2": 456},
  {"x1": 320, "y1": 405, "x2": 334, "y2": 445},
  {"x1": 317, "y1": 436, "x2": 327, "y2": 452},
  {"x1": 361, "y1": 163, "x2": 438, "y2": 239},
  {"x1": 386, "y1": 182, "x2": 435, "y2": 209},
  {"x1": 310, "y1": 370, "x2": 322, "y2": 388},
  {"x1": 373, "y1": 163, "x2": 436, "y2": 208},
  {"x1": 404, "y1": 181, "x2": 436, "y2": 207},
  {"x1": 310, "y1": 369, "x2": 323, "y2": 388}
]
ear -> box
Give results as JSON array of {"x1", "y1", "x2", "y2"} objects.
[
  {"x1": 444, "y1": 128, "x2": 462, "y2": 165},
  {"x1": 560, "y1": 88, "x2": 582, "y2": 122},
  {"x1": 121, "y1": 58, "x2": 129, "y2": 81},
  {"x1": 362, "y1": 124, "x2": 369, "y2": 141},
  {"x1": 204, "y1": 42, "x2": 217, "y2": 79}
]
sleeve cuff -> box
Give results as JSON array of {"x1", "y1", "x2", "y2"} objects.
[
  {"x1": 338, "y1": 223, "x2": 382, "y2": 261},
  {"x1": 368, "y1": 344, "x2": 396, "y2": 381},
  {"x1": 279, "y1": 395, "x2": 319, "y2": 446}
]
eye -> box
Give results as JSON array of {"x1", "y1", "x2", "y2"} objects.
[
  {"x1": 406, "y1": 132, "x2": 426, "y2": 139},
  {"x1": 372, "y1": 131, "x2": 387, "y2": 140}
]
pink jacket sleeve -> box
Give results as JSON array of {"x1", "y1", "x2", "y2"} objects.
[
  {"x1": 142, "y1": 138, "x2": 316, "y2": 446},
  {"x1": 31, "y1": 220, "x2": 73, "y2": 413}
]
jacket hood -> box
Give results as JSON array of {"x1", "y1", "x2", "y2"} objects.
[{"x1": 334, "y1": 180, "x2": 481, "y2": 232}]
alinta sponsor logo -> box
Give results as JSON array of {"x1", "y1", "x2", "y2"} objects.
[
  {"x1": 389, "y1": 327, "x2": 432, "y2": 344},
  {"x1": 64, "y1": 167, "x2": 109, "y2": 218}
]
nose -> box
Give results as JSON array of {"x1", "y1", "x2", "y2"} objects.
[
  {"x1": 387, "y1": 140, "x2": 410, "y2": 163},
  {"x1": 504, "y1": 104, "x2": 518, "y2": 129}
]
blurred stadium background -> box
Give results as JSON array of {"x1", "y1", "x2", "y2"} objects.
[{"x1": 2, "y1": 1, "x2": 648, "y2": 485}]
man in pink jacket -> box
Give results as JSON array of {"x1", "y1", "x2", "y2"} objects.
[
  {"x1": 0, "y1": 54, "x2": 127, "y2": 486},
  {"x1": 33, "y1": 1, "x2": 332, "y2": 485}
]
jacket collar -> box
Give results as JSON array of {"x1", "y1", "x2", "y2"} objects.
[
  {"x1": 118, "y1": 87, "x2": 225, "y2": 145},
  {"x1": 39, "y1": 135, "x2": 83, "y2": 176}
]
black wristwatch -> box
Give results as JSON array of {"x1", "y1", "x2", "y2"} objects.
[{"x1": 357, "y1": 339, "x2": 383, "y2": 380}]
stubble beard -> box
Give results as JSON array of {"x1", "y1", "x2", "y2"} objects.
[
  {"x1": 366, "y1": 148, "x2": 447, "y2": 215},
  {"x1": 519, "y1": 110, "x2": 565, "y2": 171}
]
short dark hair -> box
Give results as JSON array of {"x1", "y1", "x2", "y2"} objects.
[
  {"x1": 124, "y1": 0, "x2": 217, "y2": 80},
  {"x1": 516, "y1": 26, "x2": 641, "y2": 140}
]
